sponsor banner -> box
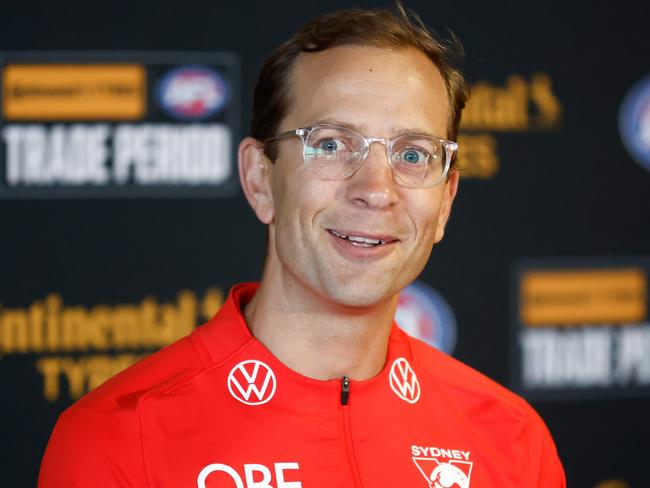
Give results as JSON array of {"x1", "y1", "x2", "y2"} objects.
[
  {"x1": 4, "y1": 64, "x2": 146, "y2": 120},
  {"x1": 0, "y1": 51, "x2": 239, "y2": 198},
  {"x1": 0, "y1": 287, "x2": 224, "y2": 401},
  {"x1": 511, "y1": 258, "x2": 650, "y2": 400},
  {"x1": 458, "y1": 72, "x2": 563, "y2": 179}
]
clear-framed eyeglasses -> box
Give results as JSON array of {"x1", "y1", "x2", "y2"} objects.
[{"x1": 264, "y1": 124, "x2": 458, "y2": 188}]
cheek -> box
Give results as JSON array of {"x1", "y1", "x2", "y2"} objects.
[
  {"x1": 272, "y1": 172, "x2": 324, "y2": 234},
  {"x1": 270, "y1": 163, "x2": 300, "y2": 223},
  {"x1": 408, "y1": 194, "x2": 443, "y2": 238}
]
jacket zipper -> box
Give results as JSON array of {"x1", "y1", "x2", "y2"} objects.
[
  {"x1": 341, "y1": 376, "x2": 350, "y2": 405},
  {"x1": 340, "y1": 376, "x2": 362, "y2": 487}
]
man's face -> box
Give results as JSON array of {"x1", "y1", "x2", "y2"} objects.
[{"x1": 253, "y1": 45, "x2": 458, "y2": 308}]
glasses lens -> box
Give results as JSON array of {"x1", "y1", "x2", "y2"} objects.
[
  {"x1": 304, "y1": 126, "x2": 365, "y2": 178},
  {"x1": 390, "y1": 135, "x2": 446, "y2": 187}
]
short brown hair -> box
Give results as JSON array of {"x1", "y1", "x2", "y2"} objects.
[{"x1": 251, "y1": 3, "x2": 469, "y2": 164}]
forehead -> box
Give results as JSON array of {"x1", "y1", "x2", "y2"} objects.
[{"x1": 284, "y1": 45, "x2": 449, "y2": 137}]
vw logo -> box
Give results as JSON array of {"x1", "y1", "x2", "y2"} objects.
[
  {"x1": 227, "y1": 360, "x2": 277, "y2": 406},
  {"x1": 389, "y1": 357, "x2": 421, "y2": 404}
]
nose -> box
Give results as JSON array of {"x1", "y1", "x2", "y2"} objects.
[{"x1": 344, "y1": 141, "x2": 399, "y2": 210}]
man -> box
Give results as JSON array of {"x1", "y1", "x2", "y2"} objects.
[{"x1": 40, "y1": 5, "x2": 566, "y2": 487}]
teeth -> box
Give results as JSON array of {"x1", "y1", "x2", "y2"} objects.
[
  {"x1": 330, "y1": 229, "x2": 385, "y2": 246},
  {"x1": 348, "y1": 235, "x2": 381, "y2": 245}
]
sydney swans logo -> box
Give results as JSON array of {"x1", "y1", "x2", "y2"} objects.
[
  {"x1": 412, "y1": 445, "x2": 473, "y2": 488},
  {"x1": 389, "y1": 357, "x2": 421, "y2": 403},
  {"x1": 227, "y1": 360, "x2": 277, "y2": 405}
]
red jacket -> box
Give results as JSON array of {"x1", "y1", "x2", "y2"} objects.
[{"x1": 40, "y1": 283, "x2": 565, "y2": 487}]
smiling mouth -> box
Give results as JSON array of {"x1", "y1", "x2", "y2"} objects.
[{"x1": 328, "y1": 229, "x2": 390, "y2": 248}]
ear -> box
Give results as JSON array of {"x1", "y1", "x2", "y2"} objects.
[
  {"x1": 238, "y1": 137, "x2": 274, "y2": 224},
  {"x1": 434, "y1": 169, "x2": 460, "y2": 243}
]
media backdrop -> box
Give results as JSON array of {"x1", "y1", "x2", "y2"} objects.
[{"x1": 1, "y1": 0, "x2": 649, "y2": 486}]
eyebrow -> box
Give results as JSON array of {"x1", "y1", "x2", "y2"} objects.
[{"x1": 307, "y1": 118, "x2": 442, "y2": 139}]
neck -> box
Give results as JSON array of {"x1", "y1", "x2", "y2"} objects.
[{"x1": 243, "y1": 272, "x2": 397, "y2": 381}]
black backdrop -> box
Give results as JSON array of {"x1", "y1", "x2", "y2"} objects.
[{"x1": 1, "y1": 0, "x2": 650, "y2": 486}]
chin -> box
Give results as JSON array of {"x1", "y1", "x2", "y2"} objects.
[{"x1": 319, "y1": 280, "x2": 398, "y2": 310}]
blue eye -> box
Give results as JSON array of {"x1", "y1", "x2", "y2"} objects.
[
  {"x1": 319, "y1": 139, "x2": 338, "y2": 152},
  {"x1": 400, "y1": 148, "x2": 427, "y2": 164},
  {"x1": 306, "y1": 137, "x2": 347, "y2": 161}
]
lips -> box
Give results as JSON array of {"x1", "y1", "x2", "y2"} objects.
[{"x1": 327, "y1": 229, "x2": 397, "y2": 248}]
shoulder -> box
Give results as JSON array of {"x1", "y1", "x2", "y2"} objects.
[
  {"x1": 53, "y1": 329, "x2": 210, "y2": 431},
  {"x1": 39, "y1": 332, "x2": 210, "y2": 487},
  {"x1": 76, "y1": 332, "x2": 209, "y2": 414},
  {"x1": 39, "y1": 284, "x2": 256, "y2": 486},
  {"x1": 402, "y1": 331, "x2": 566, "y2": 486},
  {"x1": 405, "y1": 330, "x2": 535, "y2": 419}
]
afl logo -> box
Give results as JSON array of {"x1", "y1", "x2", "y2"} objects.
[
  {"x1": 227, "y1": 360, "x2": 277, "y2": 406},
  {"x1": 396, "y1": 281, "x2": 457, "y2": 355},
  {"x1": 619, "y1": 75, "x2": 650, "y2": 171},
  {"x1": 156, "y1": 65, "x2": 228, "y2": 120}
]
